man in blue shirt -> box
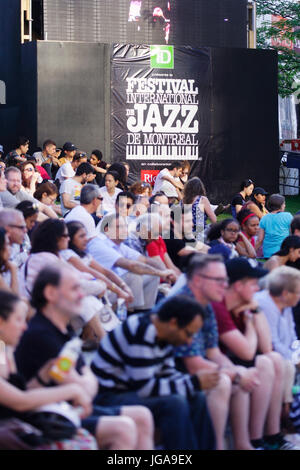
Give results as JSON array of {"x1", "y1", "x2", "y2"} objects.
[{"x1": 169, "y1": 254, "x2": 260, "y2": 450}]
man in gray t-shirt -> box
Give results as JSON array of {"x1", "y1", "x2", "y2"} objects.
[{"x1": 1, "y1": 167, "x2": 57, "y2": 219}]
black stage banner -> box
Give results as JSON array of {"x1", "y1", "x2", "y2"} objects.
[{"x1": 111, "y1": 44, "x2": 212, "y2": 184}]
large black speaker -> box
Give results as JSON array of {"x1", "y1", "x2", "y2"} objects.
[
  {"x1": 0, "y1": 0, "x2": 22, "y2": 150},
  {"x1": 43, "y1": 0, "x2": 247, "y2": 48}
]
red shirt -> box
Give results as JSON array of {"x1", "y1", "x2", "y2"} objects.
[
  {"x1": 146, "y1": 236, "x2": 167, "y2": 262},
  {"x1": 212, "y1": 300, "x2": 245, "y2": 336},
  {"x1": 36, "y1": 165, "x2": 50, "y2": 180}
]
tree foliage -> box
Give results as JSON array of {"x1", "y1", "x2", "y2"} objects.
[{"x1": 256, "y1": 0, "x2": 300, "y2": 98}]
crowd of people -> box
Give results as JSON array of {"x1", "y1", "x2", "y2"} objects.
[{"x1": 1, "y1": 136, "x2": 300, "y2": 450}]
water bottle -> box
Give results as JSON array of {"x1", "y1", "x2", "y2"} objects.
[
  {"x1": 49, "y1": 337, "x2": 82, "y2": 383},
  {"x1": 116, "y1": 299, "x2": 127, "y2": 322}
]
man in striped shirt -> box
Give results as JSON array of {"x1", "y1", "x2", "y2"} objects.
[{"x1": 92, "y1": 295, "x2": 217, "y2": 450}]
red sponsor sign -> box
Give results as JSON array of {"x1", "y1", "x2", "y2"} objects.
[
  {"x1": 141, "y1": 170, "x2": 160, "y2": 186},
  {"x1": 280, "y1": 139, "x2": 300, "y2": 152}
]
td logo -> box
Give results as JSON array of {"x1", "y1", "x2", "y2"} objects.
[{"x1": 150, "y1": 45, "x2": 174, "y2": 69}]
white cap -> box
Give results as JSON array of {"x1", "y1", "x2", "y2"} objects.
[{"x1": 60, "y1": 163, "x2": 75, "y2": 179}]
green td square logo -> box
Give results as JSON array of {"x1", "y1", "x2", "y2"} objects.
[{"x1": 150, "y1": 45, "x2": 174, "y2": 69}]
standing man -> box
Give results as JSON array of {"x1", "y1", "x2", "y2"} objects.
[{"x1": 5, "y1": 136, "x2": 30, "y2": 167}]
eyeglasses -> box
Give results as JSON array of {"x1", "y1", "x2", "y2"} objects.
[
  {"x1": 97, "y1": 197, "x2": 103, "y2": 201},
  {"x1": 24, "y1": 168, "x2": 33, "y2": 172},
  {"x1": 224, "y1": 228, "x2": 239, "y2": 233},
  {"x1": 61, "y1": 233, "x2": 70, "y2": 238},
  {"x1": 8, "y1": 224, "x2": 27, "y2": 231},
  {"x1": 0, "y1": 165, "x2": 5, "y2": 170},
  {"x1": 196, "y1": 273, "x2": 229, "y2": 285}
]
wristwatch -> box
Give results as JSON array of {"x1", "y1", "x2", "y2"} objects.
[
  {"x1": 232, "y1": 372, "x2": 242, "y2": 385},
  {"x1": 250, "y1": 307, "x2": 261, "y2": 314}
]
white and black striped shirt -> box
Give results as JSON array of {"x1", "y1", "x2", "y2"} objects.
[{"x1": 91, "y1": 314, "x2": 201, "y2": 398}]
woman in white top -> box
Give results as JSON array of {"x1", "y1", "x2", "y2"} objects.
[
  {"x1": 99, "y1": 171, "x2": 122, "y2": 214},
  {"x1": 20, "y1": 161, "x2": 43, "y2": 196}
]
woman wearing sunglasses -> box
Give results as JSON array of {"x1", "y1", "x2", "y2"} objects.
[{"x1": 20, "y1": 161, "x2": 43, "y2": 196}]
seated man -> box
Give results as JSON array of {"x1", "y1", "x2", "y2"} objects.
[
  {"x1": 88, "y1": 213, "x2": 174, "y2": 312},
  {"x1": 32, "y1": 139, "x2": 58, "y2": 178},
  {"x1": 152, "y1": 162, "x2": 183, "y2": 204},
  {"x1": 172, "y1": 254, "x2": 260, "y2": 450},
  {"x1": 92, "y1": 295, "x2": 216, "y2": 450},
  {"x1": 60, "y1": 162, "x2": 95, "y2": 217},
  {"x1": 0, "y1": 208, "x2": 28, "y2": 269},
  {"x1": 1, "y1": 167, "x2": 57, "y2": 219},
  {"x1": 65, "y1": 183, "x2": 102, "y2": 240},
  {"x1": 255, "y1": 266, "x2": 300, "y2": 417},
  {"x1": 213, "y1": 257, "x2": 297, "y2": 450},
  {"x1": 15, "y1": 264, "x2": 154, "y2": 450}
]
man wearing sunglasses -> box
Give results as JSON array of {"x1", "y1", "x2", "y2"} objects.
[
  {"x1": 0, "y1": 208, "x2": 28, "y2": 269},
  {"x1": 171, "y1": 254, "x2": 261, "y2": 450}
]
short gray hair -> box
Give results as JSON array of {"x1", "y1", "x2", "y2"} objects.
[
  {"x1": 0, "y1": 208, "x2": 24, "y2": 227},
  {"x1": 5, "y1": 167, "x2": 21, "y2": 178},
  {"x1": 80, "y1": 184, "x2": 101, "y2": 205},
  {"x1": 266, "y1": 266, "x2": 300, "y2": 297}
]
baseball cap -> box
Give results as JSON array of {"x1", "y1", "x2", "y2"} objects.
[
  {"x1": 253, "y1": 187, "x2": 268, "y2": 196},
  {"x1": 226, "y1": 258, "x2": 268, "y2": 284},
  {"x1": 62, "y1": 142, "x2": 77, "y2": 152}
]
